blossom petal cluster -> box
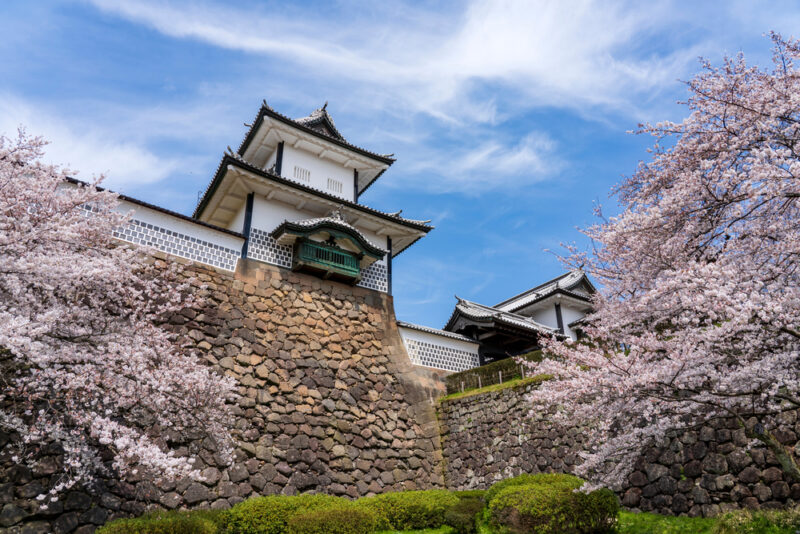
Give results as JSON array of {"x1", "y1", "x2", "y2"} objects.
[
  {"x1": 0, "y1": 130, "x2": 235, "y2": 499},
  {"x1": 528, "y1": 34, "x2": 800, "y2": 491}
]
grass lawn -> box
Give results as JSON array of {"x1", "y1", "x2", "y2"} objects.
[
  {"x1": 618, "y1": 511, "x2": 717, "y2": 533},
  {"x1": 439, "y1": 375, "x2": 548, "y2": 402}
]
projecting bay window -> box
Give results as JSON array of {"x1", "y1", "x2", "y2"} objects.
[
  {"x1": 270, "y1": 217, "x2": 386, "y2": 286},
  {"x1": 293, "y1": 238, "x2": 361, "y2": 282}
]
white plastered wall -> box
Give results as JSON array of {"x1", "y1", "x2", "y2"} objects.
[
  {"x1": 117, "y1": 200, "x2": 243, "y2": 252},
  {"x1": 265, "y1": 150, "x2": 277, "y2": 172},
  {"x1": 115, "y1": 200, "x2": 243, "y2": 271},
  {"x1": 282, "y1": 145, "x2": 355, "y2": 201},
  {"x1": 560, "y1": 304, "x2": 586, "y2": 341},
  {"x1": 398, "y1": 327, "x2": 480, "y2": 373},
  {"x1": 228, "y1": 204, "x2": 246, "y2": 233},
  {"x1": 249, "y1": 196, "x2": 313, "y2": 232},
  {"x1": 528, "y1": 306, "x2": 558, "y2": 330},
  {"x1": 525, "y1": 302, "x2": 587, "y2": 341}
]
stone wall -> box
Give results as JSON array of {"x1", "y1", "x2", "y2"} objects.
[
  {"x1": 7, "y1": 253, "x2": 800, "y2": 533},
  {"x1": 438, "y1": 382, "x2": 585, "y2": 492},
  {"x1": 0, "y1": 258, "x2": 446, "y2": 533},
  {"x1": 438, "y1": 380, "x2": 800, "y2": 517}
]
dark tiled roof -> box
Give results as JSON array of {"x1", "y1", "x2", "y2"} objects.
[
  {"x1": 293, "y1": 104, "x2": 345, "y2": 141},
  {"x1": 194, "y1": 153, "x2": 433, "y2": 235},
  {"x1": 237, "y1": 101, "x2": 395, "y2": 166},
  {"x1": 494, "y1": 269, "x2": 594, "y2": 312},
  {"x1": 397, "y1": 321, "x2": 479, "y2": 343},
  {"x1": 444, "y1": 298, "x2": 557, "y2": 335},
  {"x1": 65, "y1": 177, "x2": 244, "y2": 238},
  {"x1": 568, "y1": 316, "x2": 589, "y2": 328}
]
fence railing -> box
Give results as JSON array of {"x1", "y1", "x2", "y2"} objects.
[
  {"x1": 295, "y1": 240, "x2": 360, "y2": 278},
  {"x1": 444, "y1": 350, "x2": 542, "y2": 394}
]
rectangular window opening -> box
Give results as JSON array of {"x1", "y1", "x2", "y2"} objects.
[
  {"x1": 327, "y1": 177, "x2": 343, "y2": 193},
  {"x1": 293, "y1": 166, "x2": 311, "y2": 182}
]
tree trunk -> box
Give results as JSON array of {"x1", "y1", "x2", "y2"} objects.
[{"x1": 752, "y1": 429, "x2": 800, "y2": 482}]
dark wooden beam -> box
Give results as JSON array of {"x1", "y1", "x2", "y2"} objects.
[
  {"x1": 275, "y1": 141, "x2": 284, "y2": 176},
  {"x1": 353, "y1": 169, "x2": 359, "y2": 202},
  {"x1": 555, "y1": 303, "x2": 564, "y2": 333},
  {"x1": 241, "y1": 192, "x2": 254, "y2": 258},
  {"x1": 386, "y1": 236, "x2": 392, "y2": 295}
]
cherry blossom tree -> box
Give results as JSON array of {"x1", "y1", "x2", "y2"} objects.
[
  {"x1": 0, "y1": 130, "x2": 235, "y2": 501},
  {"x1": 529, "y1": 33, "x2": 800, "y2": 491}
]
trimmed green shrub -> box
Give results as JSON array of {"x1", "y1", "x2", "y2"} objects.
[
  {"x1": 453, "y1": 489, "x2": 486, "y2": 502},
  {"x1": 223, "y1": 494, "x2": 348, "y2": 534},
  {"x1": 444, "y1": 497, "x2": 484, "y2": 534},
  {"x1": 97, "y1": 509, "x2": 227, "y2": 534},
  {"x1": 357, "y1": 489, "x2": 460, "y2": 531},
  {"x1": 485, "y1": 472, "x2": 583, "y2": 505},
  {"x1": 488, "y1": 475, "x2": 619, "y2": 534},
  {"x1": 713, "y1": 507, "x2": 800, "y2": 534},
  {"x1": 286, "y1": 504, "x2": 379, "y2": 534}
]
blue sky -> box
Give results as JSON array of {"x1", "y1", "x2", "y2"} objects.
[{"x1": 2, "y1": 1, "x2": 798, "y2": 328}]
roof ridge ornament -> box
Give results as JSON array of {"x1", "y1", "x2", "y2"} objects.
[{"x1": 327, "y1": 205, "x2": 347, "y2": 223}]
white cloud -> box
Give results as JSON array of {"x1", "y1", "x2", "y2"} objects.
[
  {"x1": 0, "y1": 94, "x2": 184, "y2": 190},
  {"x1": 60, "y1": 0, "x2": 798, "y2": 196},
  {"x1": 80, "y1": 0, "x2": 768, "y2": 195},
  {"x1": 403, "y1": 132, "x2": 560, "y2": 193},
  {"x1": 84, "y1": 0, "x2": 699, "y2": 122}
]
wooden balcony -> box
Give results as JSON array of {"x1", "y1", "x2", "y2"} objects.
[{"x1": 292, "y1": 239, "x2": 361, "y2": 283}]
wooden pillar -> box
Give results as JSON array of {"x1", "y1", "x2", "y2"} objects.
[
  {"x1": 554, "y1": 302, "x2": 564, "y2": 334},
  {"x1": 386, "y1": 236, "x2": 393, "y2": 296},
  {"x1": 275, "y1": 141, "x2": 284, "y2": 176},
  {"x1": 241, "y1": 192, "x2": 254, "y2": 258}
]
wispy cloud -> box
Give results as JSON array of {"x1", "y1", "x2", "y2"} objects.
[
  {"x1": 0, "y1": 94, "x2": 186, "y2": 189},
  {"x1": 79, "y1": 0, "x2": 723, "y2": 196},
  {"x1": 10, "y1": 0, "x2": 790, "y2": 201},
  {"x1": 84, "y1": 0, "x2": 699, "y2": 122},
  {"x1": 402, "y1": 132, "x2": 561, "y2": 193}
]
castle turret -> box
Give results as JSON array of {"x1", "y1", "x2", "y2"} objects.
[{"x1": 193, "y1": 101, "x2": 432, "y2": 293}]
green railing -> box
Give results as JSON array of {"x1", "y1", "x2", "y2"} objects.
[
  {"x1": 295, "y1": 240, "x2": 360, "y2": 279},
  {"x1": 444, "y1": 350, "x2": 544, "y2": 394}
]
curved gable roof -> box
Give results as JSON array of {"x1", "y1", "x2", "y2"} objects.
[
  {"x1": 494, "y1": 269, "x2": 595, "y2": 313},
  {"x1": 444, "y1": 297, "x2": 557, "y2": 336},
  {"x1": 270, "y1": 216, "x2": 387, "y2": 259},
  {"x1": 293, "y1": 104, "x2": 345, "y2": 141},
  {"x1": 237, "y1": 102, "x2": 395, "y2": 166}
]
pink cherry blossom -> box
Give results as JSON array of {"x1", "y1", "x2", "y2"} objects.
[
  {"x1": 527, "y1": 33, "x2": 800, "y2": 491},
  {"x1": 0, "y1": 130, "x2": 235, "y2": 500}
]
